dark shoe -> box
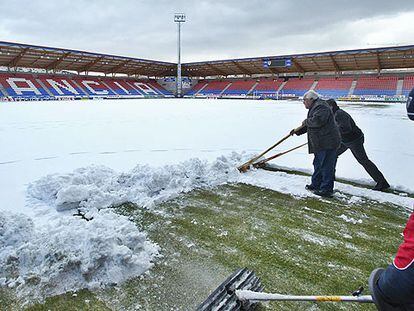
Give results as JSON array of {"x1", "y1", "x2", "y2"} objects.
[
  {"x1": 373, "y1": 181, "x2": 390, "y2": 192},
  {"x1": 314, "y1": 190, "x2": 333, "y2": 198},
  {"x1": 305, "y1": 184, "x2": 318, "y2": 192}
]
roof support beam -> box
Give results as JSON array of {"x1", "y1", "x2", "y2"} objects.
[
  {"x1": 376, "y1": 52, "x2": 382, "y2": 72},
  {"x1": 77, "y1": 56, "x2": 105, "y2": 73},
  {"x1": 292, "y1": 59, "x2": 305, "y2": 73},
  {"x1": 7, "y1": 48, "x2": 29, "y2": 67},
  {"x1": 104, "y1": 59, "x2": 133, "y2": 74},
  {"x1": 206, "y1": 63, "x2": 228, "y2": 76},
  {"x1": 45, "y1": 52, "x2": 72, "y2": 70},
  {"x1": 329, "y1": 55, "x2": 340, "y2": 72},
  {"x1": 310, "y1": 57, "x2": 321, "y2": 70},
  {"x1": 29, "y1": 50, "x2": 49, "y2": 66},
  {"x1": 352, "y1": 55, "x2": 359, "y2": 68},
  {"x1": 232, "y1": 61, "x2": 252, "y2": 75}
]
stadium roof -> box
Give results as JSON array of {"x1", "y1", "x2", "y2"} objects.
[
  {"x1": 1, "y1": 41, "x2": 414, "y2": 78},
  {"x1": 182, "y1": 45, "x2": 414, "y2": 77},
  {"x1": 0, "y1": 41, "x2": 176, "y2": 77}
]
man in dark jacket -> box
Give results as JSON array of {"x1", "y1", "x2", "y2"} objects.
[
  {"x1": 326, "y1": 99, "x2": 390, "y2": 191},
  {"x1": 368, "y1": 89, "x2": 414, "y2": 310},
  {"x1": 291, "y1": 90, "x2": 341, "y2": 198}
]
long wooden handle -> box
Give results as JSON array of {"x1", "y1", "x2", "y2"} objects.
[
  {"x1": 237, "y1": 133, "x2": 291, "y2": 171},
  {"x1": 253, "y1": 142, "x2": 307, "y2": 167}
]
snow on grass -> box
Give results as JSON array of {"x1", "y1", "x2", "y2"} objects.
[
  {"x1": 338, "y1": 214, "x2": 363, "y2": 224},
  {"x1": 1, "y1": 151, "x2": 413, "y2": 301},
  {"x1": 0, "y1": 99, "x2": 413, "y2": 305}
]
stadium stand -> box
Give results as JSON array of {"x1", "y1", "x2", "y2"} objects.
[
  {"x1": 39, "y1": 75, "x2": 86, "y2": 97},
  {"x1": 222, "y1": 80, "x2": 256, "y2": 96},
  {"x1": 280, "y1": 78, "x2": 315, "y2": 96},
  {"x1": 251, "y1": 79, "x2": 284, "y2": 96},
  {"x1": 198, "y1": 81, "x2": 231, "y2": 95},
  {"x1": 402, "y1": 76, "x2": 414, "y2": 96},
  {"x1": 185, "y1": 80, "x2": 208, "y2": 95},
  {"x1": 0, "y1": 72, "x2": 171, "y2": 99},
  {"x1": 71, "y1": 77, "x2": 117, "y2": 96},
  {"x1": 100, "y1": 78, "x2": 141, "y2": 96},
  {"x1": 353, "y1": 76, "x2": 398, "y2": 96},
  {"x1": 147, "y1": 80, "x2": 173, "y2": 96},
  {"x1": 0, "y1": 73, "x2": 50, "y2": 98},
  {"x1": 315, "y1": 77, "x2": 353, "y2": 98}
]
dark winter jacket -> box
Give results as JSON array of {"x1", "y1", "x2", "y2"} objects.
[
  {"x1": 330, "y1": 104, "x2": 363, "y2": 144},
  {"x1": 296, "y1": 98, "x2": 341, "y2": 154},
  {"x1": 408, "y1": 88, "x2": 414, "y2": 121}
]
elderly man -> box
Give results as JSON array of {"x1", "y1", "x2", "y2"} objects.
[
  {"x1": 291, "y1": 90, "x2": 341, "y2": 198},
  {"x1": 326, "y1": 99, "x2": 390, "y2": 191}
]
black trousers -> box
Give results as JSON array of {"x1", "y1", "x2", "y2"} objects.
[{"x1": 337, "y1": 135, "x2": 387, "y2": 184}]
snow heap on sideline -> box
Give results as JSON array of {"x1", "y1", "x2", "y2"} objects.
[
  {"x1": 0, "y1": 153, "x2": 244, "y2": 302},
  {"x1": 27, "y1": 154, "x2": 242, "y2": 211},
  {"x1": 0, "y1": 209, "x2": 159, "y2": 301}
]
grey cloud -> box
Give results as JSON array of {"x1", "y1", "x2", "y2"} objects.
[{"x1": 0, "y1": 0, "x2": 412, "y2": 62}]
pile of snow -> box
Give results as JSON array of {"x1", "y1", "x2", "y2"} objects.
[
  {"x1": 1, "y1": 152, "x2": 413, "y2": 302},
  {"x1": 0, "y1": 209, "x2": 159, "y2": 301},
  {"x1": 27, "y1": 155, "x2": 242, "y2": 212},
  {"x1": 0, "y1": 154, "x2": 244, "y2": 301}
]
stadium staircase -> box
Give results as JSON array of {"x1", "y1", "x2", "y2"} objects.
[
  {"x1": 310, "y1": 80, "x2": 318, "y2": 90},
  {"x1": 219, "y1": 82, "x2": 233, "y2": 96},
  {"x1": 101, "y1": 81, "x2": 117, "y2": 95},
  {"x1": 396, "y1": 79, "x2": 404, "y2": 96},
  {"x1": 0, "y1": 82, "x2": 9, "y2": 97},
  {"x1": 195, "y1": 82, "x2": 208, "y2": 95},
  {"x1": 278, "y1": 81, "x2": 287, "y2": 92},
  {"x1": 36, "y1": 79, "x2": 54, "y2": 97},
  {"x1": 348, "y1": 80, "x2": 357, "y2": 95},
  {"x1": 247, "y1": 82, "x2": 259, "y2": 95}
]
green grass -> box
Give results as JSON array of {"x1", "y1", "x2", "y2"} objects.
[{"x1": 1, "y1": 183, "x2": 409, "y2": 310}]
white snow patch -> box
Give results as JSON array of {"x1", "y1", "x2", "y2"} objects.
[
  {"x1": 302, "y1": 233, "x2": 333, "y2": 246},
  {"x1": 338, "y1": 214, "x2": 363, "y2": 224}
]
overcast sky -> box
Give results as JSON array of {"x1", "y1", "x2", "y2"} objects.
[{"x1": 1, "y1": 0, "x2": 413, "y2": 63}]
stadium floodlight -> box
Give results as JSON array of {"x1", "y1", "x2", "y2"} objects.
[{"x1": 174, "y1": 13, "x2": 186, "y2": 97}]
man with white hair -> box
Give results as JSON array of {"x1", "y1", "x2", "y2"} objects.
[{"x1": 291, "y1": 90, "x2": 341, "y2": 197}]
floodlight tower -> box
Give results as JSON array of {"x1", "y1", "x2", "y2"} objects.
[{"x1": 174, "y1": 13, "x2": 185, "y2": 97}]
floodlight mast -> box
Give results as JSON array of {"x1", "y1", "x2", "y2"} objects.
[{"x1": 174, "y1": 13, "x2": 185, "y2": 97}]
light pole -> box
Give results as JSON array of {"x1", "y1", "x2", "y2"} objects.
[{"x1": 174, "y1": 13, "x2": 185, "y2": 97}]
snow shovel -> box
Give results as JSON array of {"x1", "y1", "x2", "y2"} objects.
[
  {"x1": 237, "y1": 125, "x2": 304, "y2": 173},
  {"x1": 197, "y1": 268, "x2": 376, "y2": 310}
]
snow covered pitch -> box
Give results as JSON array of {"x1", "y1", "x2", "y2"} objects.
[{"x1": 0, "y1": 98, "x2": 413, "y2": 308}]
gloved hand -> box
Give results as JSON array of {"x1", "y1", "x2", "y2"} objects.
[{"x1": 290, "y1": 129, "x2": 296, "y2": 136}]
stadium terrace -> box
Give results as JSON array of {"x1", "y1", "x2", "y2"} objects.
[{"x1": 1, "y1": 41, "x2": 414, "y2": 102}]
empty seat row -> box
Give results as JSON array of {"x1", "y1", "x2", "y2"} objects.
[{"x1": 186, "y1": 75, "x2": 413, "y2": 98}]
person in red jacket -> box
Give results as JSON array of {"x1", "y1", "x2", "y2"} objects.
[{"x1": 369, "y1": 91, "x2": 414, "y2": 310}]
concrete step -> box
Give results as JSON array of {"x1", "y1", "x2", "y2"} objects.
[
  {"x1": 348, "y1": 80, "x2": 357, "y2": 96},
  {"x1": 396, "y1": 79, "x2": 404, "y2": 96}
]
